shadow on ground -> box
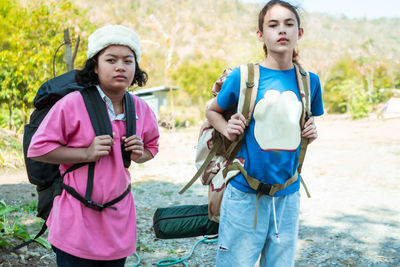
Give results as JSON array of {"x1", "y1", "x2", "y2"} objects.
[{"x1": 297, "y1": 207, "x2": 399, "y2": 266}]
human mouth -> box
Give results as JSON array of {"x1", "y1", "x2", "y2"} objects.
[
  {"x1": 277, "y1": 38, "x2": 289, "y2": 44},
  {"x1": 114, "y1": 75, "x2": 126, "y2": 81}
]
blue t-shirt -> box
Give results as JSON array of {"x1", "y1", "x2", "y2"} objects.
[{"x1": 217, "y1": 65, "x2": 324, "y2": 196}]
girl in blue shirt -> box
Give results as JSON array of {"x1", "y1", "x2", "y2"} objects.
[{"x1": 206, "y1": 1, "x2": 324, "y2": 266}]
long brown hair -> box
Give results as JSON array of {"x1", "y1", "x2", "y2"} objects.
[{"x1": 258, "y1": 0, "x2": 301, "y2": 64}]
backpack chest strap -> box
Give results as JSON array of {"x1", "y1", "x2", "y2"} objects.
[
  {"x1": 223, "y1": 162, "x2": 299, "y2": 229},
  {"x1": 62, "y1": 183, "x2": 131, "y2": 211},
  {"x1": 222, "y1": 161, "x2": 299, "y2": 196}
]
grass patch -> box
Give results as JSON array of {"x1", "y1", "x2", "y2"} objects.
[
  {"x1": 0, "y1": 200, "x2": 50, "y2": 251},
  {"x1": 0, "y1": 128, "x2": 24, "y2": 168}
]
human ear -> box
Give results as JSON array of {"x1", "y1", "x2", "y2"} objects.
[
  {"x1": 298, "y1": 27, "x2": 304, "y2": 40},
  {"x1": 256, "y1": 30, "x2": 264, "y2": 42}
]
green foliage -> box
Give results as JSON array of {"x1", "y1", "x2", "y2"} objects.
[
  {"x1": 0, "y1": 151, "x2": 16, "y2": 168},
  {"x1": 0, "y1": 128, "x2": 23, "y2": 168},
  {"x1": 346, "y1": 79, "x2": 371, "y2": 119},
  {"x1": 0, "y1": 201, "x2": 17, "y2": 216},
  {"x1": 0, "y1": 200, "x2": 50, "y2": 250},
  {"x1": 20, "y1": 200, "x2": 37, "y2": 213},
  {"x1": 324, "y1": 83, "x2": 349, "y2": 114},
  {"x1": 323, "y1": 55, "x2": 398, "y2": 119},
  {"x1": 172, "y1": 58, "x2": 227, "y2": 106},
  {"x1": 0, "y1": 0, "x2": 93, "y2": 130},
  {"x1": 1, "y1": 136, "x2": 22, "y2": 151},
  {"x1": 324, "y1": 57, "x2": 359, "y2": 114}
]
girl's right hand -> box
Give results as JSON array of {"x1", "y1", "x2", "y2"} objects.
[
  {"x1": 226, "y1": 113, "x2": 246, "y2": 141},
  {"x1": 85, "y1": 134, "x2": 114, "y2": 162}
]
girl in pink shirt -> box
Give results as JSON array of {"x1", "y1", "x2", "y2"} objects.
[{"x1": 28, "y1": 25, "x2": 159, "y2": 266}]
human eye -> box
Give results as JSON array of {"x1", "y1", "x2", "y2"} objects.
[
  {"x1": 286, "y1": 20, "x2": 295, "y2": 27},
  {"x1": 106, "y1": 58, "x2": 115, "y2": 63},
  {"x1": 125, "y1": 59, "x2": 134, "y2": 64}
]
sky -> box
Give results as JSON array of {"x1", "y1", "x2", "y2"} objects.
[{"x1": 243, "y1": 0, "x2": 400, "y2": 19}]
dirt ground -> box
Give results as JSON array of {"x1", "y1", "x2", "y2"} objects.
[{"x1": 0, "y1": 114, "x2": 399, "y2": 266}]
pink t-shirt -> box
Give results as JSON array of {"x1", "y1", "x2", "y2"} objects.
[{"x1": 28, "y1": 91, "x2": 159, "y2": 260}]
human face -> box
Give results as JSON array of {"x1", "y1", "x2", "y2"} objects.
[
  {"x1": 95, "y1": 45, "x2": 136, "y2": 94},
  {"x1": 257, "y1": 4, "x2": 303, "y2": 58}
]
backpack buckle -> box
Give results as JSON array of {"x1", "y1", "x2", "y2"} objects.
[
  {"x1": 86, "y1": 200, "x2": 104, "y2": 211},
  {"x1": 246, "y1": 81, "x2": 254, "y2": 88},
  {"x1": 305, "y1": 111, "x2": 310, "y2": 121},
  {"x1": 299, "y1": 68, "x2": 307, "y2": 76},
  {"x1": 256, "y1": 182, "x2": 272, "y2": 195}
]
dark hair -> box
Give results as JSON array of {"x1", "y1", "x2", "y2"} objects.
[
  {"x1": 258, "y1": 0, "x2": 301, "y2": 63},
  {"x1": 75, "y1": 49, "x2": 148, "y2": 87}
]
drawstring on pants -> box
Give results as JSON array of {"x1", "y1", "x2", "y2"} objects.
[
  {"x1": 253, "y1": 194, "x2": 280, "y2": 244},
  {"x1": 272, "y1": 196, "x2": 280, "y2": 243}
]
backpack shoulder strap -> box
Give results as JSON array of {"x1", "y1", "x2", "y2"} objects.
[
  {"x1": 80, "y1": 86, "x2": 113, "y2": 137},
  {"x1": 294, "y1": 63, "x2": 312, "y2": 198},
  {"x1": 237, "y1": 63, "x2": 259, "y2": 124},
  {"x1": 294, "y1": 63, "x2": 311, "y2": 128},
  {"x1": 124, "y1": 91, "x2": 136, "y2": 138},
  {"x1": 121, "y1": 92, "x2": 136, "y2": 168},
  {"x1": 224, "y1": 63, "x2": 259, "y2": 161}
]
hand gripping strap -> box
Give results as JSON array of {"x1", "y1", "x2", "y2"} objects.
[{"x1": 224, "y1": 63, "x2": 259, "y2": 161}]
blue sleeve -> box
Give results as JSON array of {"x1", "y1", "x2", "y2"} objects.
[
  {"x1": 217, "y1": 67, "x2": 241, "y2": 110},
  {"x1": 309, "y1": 72, "x2": 324, "y2": 117}
]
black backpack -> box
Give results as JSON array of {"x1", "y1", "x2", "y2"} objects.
[{"x1": 15, "y1": 70, "x2": 136, "y2": 250}]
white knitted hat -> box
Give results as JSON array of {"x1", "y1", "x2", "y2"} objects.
[{"x1": 87, "y1": 25, "x2": 141, "y2": 62}]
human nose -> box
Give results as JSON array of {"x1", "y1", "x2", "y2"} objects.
[
  {"x1": 115, "y1": 60, "x2": 126, "y2": 71},
  {"x1": 278, "y1": 24, "x2": 286, "y2": 34}
]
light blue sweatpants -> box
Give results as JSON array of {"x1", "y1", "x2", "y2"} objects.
[{"x1": 216, "y1": 183, "x2": 300, "y2": 267}]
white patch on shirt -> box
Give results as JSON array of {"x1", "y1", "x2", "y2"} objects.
[{"x1": 253, "y1": 90, "x2": 302, "y2": 151}]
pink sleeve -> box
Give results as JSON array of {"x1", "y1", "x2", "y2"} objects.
[
  {"x1": 27, "y1": 92, "x2": 86, "y2": 158},
  {"x1": 132, "y1": 95, "x2": 159, "y2": 157}
]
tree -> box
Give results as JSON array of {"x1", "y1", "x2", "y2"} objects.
[
  {"x1": 0, "y1": 0, "x2": 93, "y2": 129},
  {"x1": 172, "y1": 58, "x2": 227, "y2": 106}
]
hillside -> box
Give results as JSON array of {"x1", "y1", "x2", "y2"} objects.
[
  {"x1": 1, "y1": 0, "x2": 398, "y2": 130},
  {"x1": 72, "y1": 0, "x2": 400, "y2": 88}
]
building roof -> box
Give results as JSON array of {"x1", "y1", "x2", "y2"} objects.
[{"x1": 131, "y1": 85, "x2": 180, "y2": 95}]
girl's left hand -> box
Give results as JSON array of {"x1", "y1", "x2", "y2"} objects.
[
  {"x1": 301, "y1": 117, "x2": 318, "y2": 144},
  {"x1": 122, "y1": 135, "x2": 144, "y2": 161}
]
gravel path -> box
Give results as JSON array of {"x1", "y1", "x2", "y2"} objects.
[{"x1": 1, "y1": 115, "x2": 399, "y2": 266}]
